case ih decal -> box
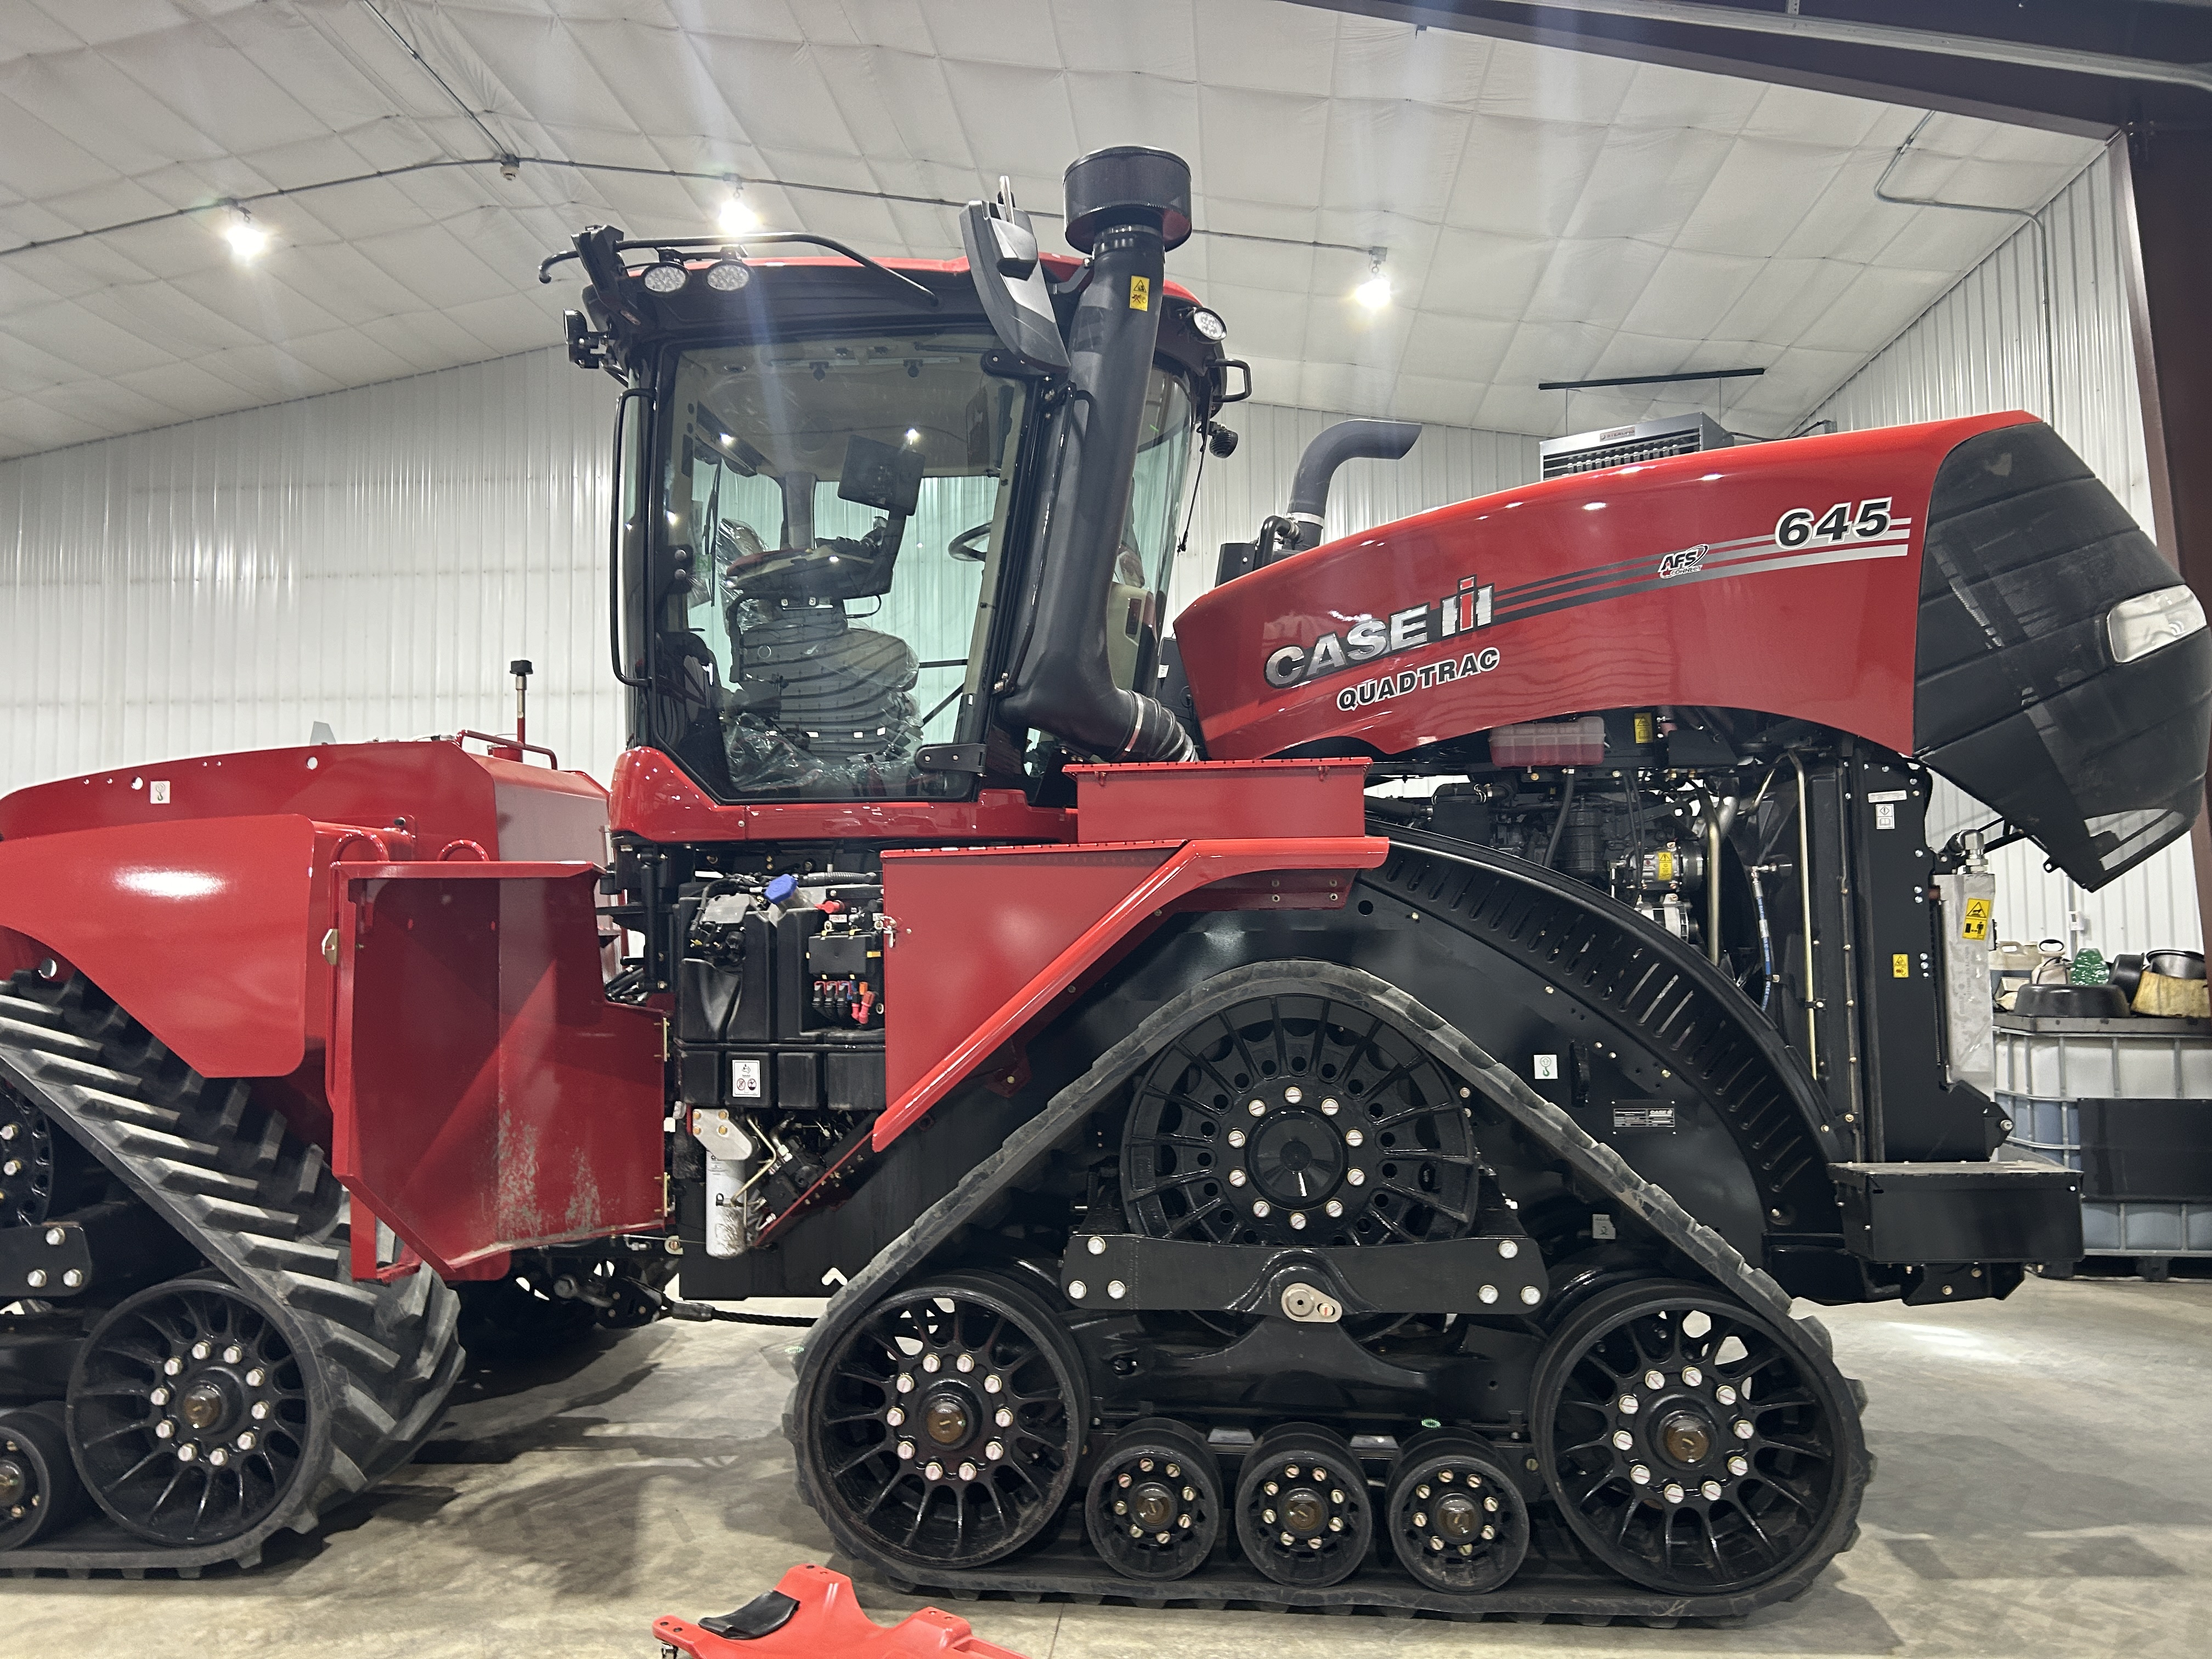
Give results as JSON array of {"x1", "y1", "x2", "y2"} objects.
[{"x1": 1261, "y1": 573, "x2": 1496, "y2": 688}]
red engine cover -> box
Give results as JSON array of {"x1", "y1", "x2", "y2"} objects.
[{"x1": 1175, "y1": 411, "x2": 2028, "y2": 760}]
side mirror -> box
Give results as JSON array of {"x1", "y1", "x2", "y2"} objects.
[
  {"x1": 960, "y1": 194, "x2": 1069, "y2": 375},
  {"x1": 838, "y1": 435, "x2": 925, "y2": 517}
]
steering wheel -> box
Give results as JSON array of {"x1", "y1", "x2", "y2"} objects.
[{"x1": 948, "y1": 522, "x2": 992, "y2": 562}]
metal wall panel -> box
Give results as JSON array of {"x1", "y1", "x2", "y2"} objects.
[
  {"x1": 1, "y1": 351, "x2": 624, "y2": 796},
  {"x1": 1810, "y1": 143, "x2": 2199, "y2": 957}
]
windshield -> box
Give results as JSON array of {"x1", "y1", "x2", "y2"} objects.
[
  {"x1": 656, "y1": 332, "x2": 1026, "y2": 798},
  {"x1": 1105, "y1": 371, "x2": 1193, "y2": 697}
]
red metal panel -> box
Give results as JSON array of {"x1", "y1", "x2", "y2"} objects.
[
  {"x1": 877, "y1": 836, "x2": 1386, "y2": 1148},
  {"x1": 1176, "y1": 413, "x2": 2028, "y2": 761},
  {"x1": 0, "y1": 814, "x2": 320, "y2": 1078},
  {"x1": 328, "y1": 862, "x2": 664, "y2": 1275},
  {"x1": 607, "y1": 746, "x2": 1076, "y2": 845},
  {"x1": 0, "y1": 738, "x2": 606, "y2": 864},
  {"x1": 1069, "y1": 758, "x2": 1370, "y2": 842}
]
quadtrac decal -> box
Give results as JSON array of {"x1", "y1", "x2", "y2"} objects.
[{"x1": 1254, "y1": 493, "x2": 1913, "y2": 709}]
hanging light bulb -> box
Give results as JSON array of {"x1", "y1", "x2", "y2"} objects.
[
  {"x1": 1354, "y1": 247, "x2": 1391, "y2": 310},
  {"x1": 224, "y1": 204, "x2": 268, "y2": 263},
  {"x1": 718, "y1": 183, "x2": 758, "y2": 236}
]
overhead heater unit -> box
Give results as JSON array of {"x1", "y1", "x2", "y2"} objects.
[{"x1": 1539, "y1": 413, "x2": 1734, "y2": 480}]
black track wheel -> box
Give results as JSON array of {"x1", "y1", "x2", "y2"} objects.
[
  {"x1": 1233, "y1": 1423, "x2": 1373, "y2": 1587},
  {"x1": 67, "y1": 1278, "x2": 309, "y2": 1546},
  {"x1": 0, "y1": 1402, "x2": 88, "y2": 1549},
  {"x1": 1532, "y1": 1279, "x2": 1864, "y2": 1596},
  {"x1": 1383, "y1": 1429, "x2": 1528, "y2": 1594},
  {"x1": 796, "y1": 1269, "x2": 1088, "y2": 1573},
  {"x1": 1084, "y1": 1417, "x2": 1221, "y2": 1581}
]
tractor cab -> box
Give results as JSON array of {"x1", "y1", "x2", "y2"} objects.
[{"x1": 547, "y1": 151, "x2": 1232, "y2": 805}]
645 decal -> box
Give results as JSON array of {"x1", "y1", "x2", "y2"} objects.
[{"x1": 1775, "y1": 496, "x2": 1893, "y2": 548}]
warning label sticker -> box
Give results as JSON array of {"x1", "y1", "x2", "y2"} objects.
[
  {"x1": 1961, "y1": 896, "x2": 1993, "y2": 941},
  {"x1": 1128, "y1": 274, "x2": 1150, "y2": 311},
  {"x1": 1612, "y1": 1105, "x2": 1677, "y2": 1132},
  {"x1": 730, "y1": 1058, "x2": 763, "y2": 1098},
  {"x1": 1892, "y1": 953, "x2": 1911, "y2": 978}
]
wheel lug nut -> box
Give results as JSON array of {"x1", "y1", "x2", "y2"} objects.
[
  {"x1": 1733, "y1": 1420, "x2": 1754, "y2": 1441},
  {"x1": 1664, "y1": 1483, "x2": 1684, "y2": 1504},
  {"x1": 921, "y1": 1353, "x2": 940, "y2": 1374},
  {"x1": 1328, "y1": 1516, "x2": 1343, "y2": 1532},
  {"x1": 1681, "y1": 1366, "x2": 1702, "y2": 1387},
  {"x1": 1618, "y1": 1395, "x2": 1639, "y2": 1415},
  {"x1": 1346, "y1": 1169, "x2": 1365, "y2": 1186},
  {"x1": 150, "y1": 1387, "x2": 170, "y2": 1407},
  {"x1": 1611, "y1": 1430, "x2": 1633, "y2": 1451},
  {"x1": 1644, "y1": 1370, "x2": 1665, "y2": 1390},
  {"x1": 1344, "y1": 1129, "x2": 1363, "y2": 1147},
  {"x1": 251, "y1": 1402, "x2": 269, "y2": 1421},
  {"x1": 886, "y1": 1407, "x2": 905, "y2": 1427},
  {"x1": 236, "y1": 1432, "x2": 256, "y2": 1451},
  {"x1": 1262, "y1": 1508, "x2": 1277, "y2": 1524},
  {"x1": 898, "y1": 1441, "x2": 916, "y2": 1460},
  {"x1": 1321, "y1": 1099, "x2": 1340, "y2": 1115},
  {"x1": 1249, "y1": 1100, "x2": 1266, "y2": 1116},
  {"x1": 1325, "y1": 1199, "x2": 1343, "y2": 1217},
  {"x1": 897, "y1": 1373, "x2": 915, "y2": 1393},
  {"x1": 986, "y1": 1441, "x2": 1003, "y2": 1461},
  {"x1": 1630, "y1": 1464, "x2": 1650, "y2": 1485},
  {"x1": 163, "y1": 1358, "x2": 183, "y2": 1377},
  {"x1": 956, "y1": 1354, "x2": 975, "y2": 1373},
  {"x1": 155, "y1": 1420, "x2": 174, "y2": 1441},
  {"x1": 1228, "y1": 1130, "x2": 1246, "y2": 1148},
  {"x1": 958, "y1": 1462, "x2": 977, "y2": 1481},
  {"x1": 1702, "y1": 1480, "x2": 1722, "y2": 1500},
  {"x1": 191, "y1": 1342, "x2": 210, "y2": 1361},
  {"x1": 1716, "y1": 1385, "x2": 1737, "y2": 1405},
  {"x1": 1284, "y1": 1086, "x2": 1303, "y2": 1103},
  {"x1": 1289, "y1": 1212, "x2": 1307, "y2": 1230},
  {"x1": 925, "y1": 1461, "x2": 944, "y2": 1480},
  {"x1": 1728, "y1": 1454, "x2": 1747, "y2": 1476},
  {"x1": 1251, "y1": 1200, "x2": 1271, "y2": 1217},
  {"x1": 245, "y1": 1368, "x2": 265, "y2": 1387},
  {"x1": 222, "y1": 1345, "x2": 244, "y2": 1365},
  {"x1": 984, "y1": 1376, "x2": 1002, "y2": 1394},
  {"x1": 176, "y1": 1443, "x2": 197, "y2": 1462},
  {"x1": 995, "y1": 1408, "x2": 1012, "y2": 1428},
  {"x1": 1228, "y1": 1169, "x2": 1248, "y2": 1187},
  {"x1": 210, "y1": 1447, "x2": 229, "y2": 1468}
]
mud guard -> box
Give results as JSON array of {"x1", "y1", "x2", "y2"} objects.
[
  {"x1": 787, "y1": 959, "x2": 1869, "y2": 1620},
  {"x1": 656, "y1": 1564, "x2": 1029, "y2": 1659},
  {"x1": 329, "y1": 861, "x2": 665, "y2": 1276}
]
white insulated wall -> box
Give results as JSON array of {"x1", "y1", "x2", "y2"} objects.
[
  {"x1": 1807, "y1": 141, "x2": 2201, "y2": 957},
  {"x1": 0, "y1": 350, "x2": 625, "y2": 794}
]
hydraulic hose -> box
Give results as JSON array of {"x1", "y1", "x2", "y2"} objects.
[{"x1": 1542, "y1": 771, "x2": 1578, "y2": 870}]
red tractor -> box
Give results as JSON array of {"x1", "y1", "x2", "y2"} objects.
[{"x1": 2, "y1": 147, "x2": 2206, "y2": 1617}]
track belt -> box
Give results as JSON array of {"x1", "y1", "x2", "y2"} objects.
[
  {"x1": 0, "y1": 972, "x2": 462, "y2": 1577},
  {"x1": 787, "y1": 958, "x2": 1869, "y2": 1624}
]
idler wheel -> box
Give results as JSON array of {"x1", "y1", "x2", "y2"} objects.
[
  {"x1": 1084, "y1": 1417, "x2": 1220, "y2": 1581},
  {"x1": 1531, "y1": 1278, "x2": 1862, "y2": 1595},
  {"x1": 0, "y1": 1403, "x2": 88, "y2": 1550},
  {"x1": 67, "y1": 1279, "x2": 307, "y2": 1546},
  {"x1": 797, "y1": 1270, "x2": 1087, "y2": 1572},
  {"x1": 1233, "y1": 1423, "x2": 1372, "y2": 1587},
  {"x1": 1383, "y1": 1429, "x2": 1528, "y2": 1594}
]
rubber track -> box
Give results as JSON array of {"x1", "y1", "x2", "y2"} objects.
[
  {"x1": 786, "y1": 958, "x2": 1870, "y2": 1624},
  {"x1": 0, "y1": 972, "x2": 464, "y2": 1577}
]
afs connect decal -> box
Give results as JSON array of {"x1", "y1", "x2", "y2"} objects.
[{"x1": 1254, "y1": 495, "x2": 1911, "y2": 714}]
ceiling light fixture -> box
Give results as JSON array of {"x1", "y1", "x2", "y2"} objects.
[
  {"x1": 719, "y1": 183, "x2": 759, "y2": 236},
  {"x1": 1354, "y1": 247, "x2": 1391, "y2": 310},
  {"x1": 223, "y1": 205, "x2": 268, "y2": 263}
]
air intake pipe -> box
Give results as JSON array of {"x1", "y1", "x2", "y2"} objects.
[
  {"x1": 1276, "y1": 419, "x2": 1421, "y2": 555},
  {"x1": 996, "y1": 146, "x2": 1197, "y2": 764}
]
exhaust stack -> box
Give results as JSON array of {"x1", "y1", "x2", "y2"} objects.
[{"x1": 996, "y1": 146, "x2": 1196, "y2": 764}]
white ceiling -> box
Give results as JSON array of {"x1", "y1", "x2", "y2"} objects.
[{"x1": 0, "y1": 0, "x2": 2104, "y2": 463}]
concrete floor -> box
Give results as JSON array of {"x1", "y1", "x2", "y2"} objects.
[{"x1": 4, "y1": 1276, "x2": 2209, "y2": 1659}]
